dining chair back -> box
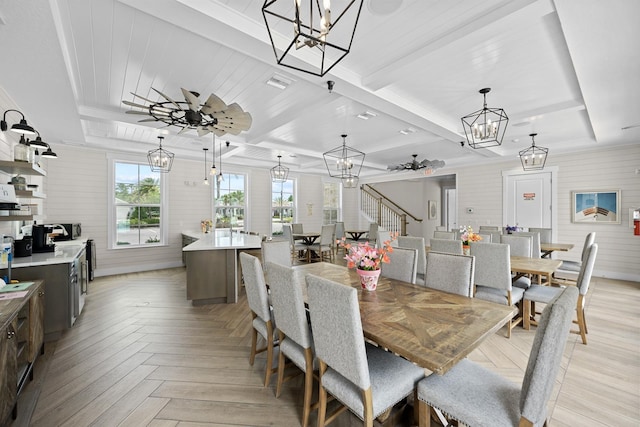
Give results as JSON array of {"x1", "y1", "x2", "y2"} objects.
[
  {"x1": 478, "y1": 225, "x2": 500, "y2": 232},
  {"x1": 487, "y1": 230, "x2": 502, "y2": 243},
  {"x1": 376, "y1": 230, "x2": 398, "y2": 249},
  {"x1": 261, "y1": 240, "x2": 291, "y2": 273},
  {"x1": 308, "y1": 224, "x2": 335, "y2": 262},
  {"x1": 435, "y1": 225, "x2": 448, "y2": 231},
  {"x1": 500, "y1": 233, "x2": 533, "y2": 257},
  {"x1": 471, "y1": 242, "x2": 524, "y2": 337},
  {"x1": 291, "y1": 223, "x2": 304, "y2": 234},
  {"x1": 528, "y1": 227, "x2": 552, "y2": 244},
  {"x1": 265, "y1": 262, "x2": 317, "y2": 426},
  {"x1": 305, "y1": 274, "x2": 425, "y2": 426},
  {"x1": 239, "y1": 252, "x2": 278, "y2": 386},
  {"x1": 430, "y1": 238, "x2": 463, "y2": 255},
  {"x1": 477, "y1": 233, "x2": 491, "y2": 243},
  {"x1": 334, "y1": 221, "x2": 345, "y2": 252},
  {"x1": 524, "y1": 244, "x2": 598, "y2": 344},
  {"x1": 397, "y1": 235, "x2": 426, "y2": 279},
  {"x1": 416, "y1": 286, "x2": 579, "y2": 427},
  {"x1": 367, "y1": 222, "x2": 378, "y2": 245},
  {"x1": 381, "y1": 247, "x2": 418, "y2": 284},
  {"x1": 514, "y1": 231, "x2": 542, "y2": 258},
  {"x1": 424, "y1": 252, "x2": 475, "y2": 297},
  {"x1": 557, "y1": 231, "x2": 596, "y2": 275},
  {"x1": 433, "y1": 230, "x2": 456, "y2": 240}
]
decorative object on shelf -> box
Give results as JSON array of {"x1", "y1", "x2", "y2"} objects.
[
  {"x1": 519, "y1": 133, "x2": 548, "y2": 171},
  {"x1": 270, "y1": 155, "x2": 289, "y2": 183},
  {"x1": 202, "y1": 148, "x2": 209, "y2": 186},
  {"x1": 147, "y1": 136, "x2": 174, "y2": 173},
  {"x1": 461, "y1": 88, "x2": 509, "y2": 149},
  {"x1": 1, "y1": 109, "x2": 37, "y2": 136},
  {"x1": 14, "y1": 134, "x2": 33, "y2": 162},
  {"x1": 387, "y1": 154, "x2": 445, "y2": 175},
  {"x1": 460, "y1": 225, "x2": 482, "y2": 254},
  {"x1": 338, "y1": 232, "x2": 397, "y2": 291},
  {"x1": 323, "y1": 134, "x2": 365, "y2": 185},
  {"x1": 201, "y1": 219, "x2": 213, "y2": 233},
  {"x1": 505, "y1": 224, "x2": 522, "y2": 234},
  {"x1": 123, "y1": 88, "x2": 252, "y2": 137},
  {"x1": 262, "y1": 0, "x2": 365, "y2": 77}
]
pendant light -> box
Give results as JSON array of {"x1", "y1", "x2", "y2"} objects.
[
  {"x1": 323, "y1": 134, "x2": 365, "y2": 181},
  {"x1": 147, "y1": 136, "x2": 174, "y2": 173},
  {"x1": 202, "y1": 148, "x2": 209, "y2": 186},
  {"x1": 217, "y1": 141, "x2": 224, "y2": 184},
  {"x1": 461, "y1": 88, "x2": 509, "y2": 149},
  {"x1": 519, "y1": 133, "x2": 548, "y2": 170},
  {"x1": 270, "y1": 155, "x2": 290, "y2": 183},
  {"x1": 210, "y1": 133, "x2": 217, "y2": 176}
]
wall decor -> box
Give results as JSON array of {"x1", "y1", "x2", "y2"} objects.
[
  {"x1": 571, "y1": 190, "x2": 620, "y2": 224},
  {"x1": 428, "y1": 200, "x2": 438, "y2": 220}
]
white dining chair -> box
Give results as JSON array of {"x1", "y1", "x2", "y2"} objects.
[
  {"x1": 430, "y1": 238, "x2": 463, "y2": 255},
  {"x1": 397, "y1": 235, "x2": 426, "y2": 284},
  {"x1": 424, "y1": 251, "x2": 475, "y2": 297},
  {"x1": 380, "y1": 247, "x2": 418, "y2": 284}
]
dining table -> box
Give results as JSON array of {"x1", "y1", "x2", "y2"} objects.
[
  {"x1": 510, "y1": 256, "x2": 563, "y2": 285},
  {"x1": 292, "y1": 232, "x2": 320, "y2": 245},
  {"x1": 540, "y1": 242, "x2": 575, "y2": 258},
  {"x1": 292, "y1": 262, "x2": 516, "y2": 375},
  {"x1": 345, "y1": 229, "x2": 368, "y2": 241}
]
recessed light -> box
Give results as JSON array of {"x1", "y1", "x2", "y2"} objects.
[
  {"x1": 399, "y1": 127, "x2": 416, "y2": 135},
  {"x1": 289, "y1": 154, "x2": 297, "y2": 158},
  {"x1": 266, "y1": 74, "x2": 293, "y2": 90},
  {"x1": 357, "y1": 111, "x2": 377, "y2": 120}
]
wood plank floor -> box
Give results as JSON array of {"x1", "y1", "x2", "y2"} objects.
[{"x1": 7, "y1": 264, "x2": 640, "y2": 427}]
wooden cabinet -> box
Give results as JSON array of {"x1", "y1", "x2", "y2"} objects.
[{"x1": 0, "y1": 280, "x2": 45, "y2": 425}]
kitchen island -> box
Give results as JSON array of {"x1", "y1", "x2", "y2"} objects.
[{"x1": 182, "y1": 230, "x2": 262, "y2": 305}]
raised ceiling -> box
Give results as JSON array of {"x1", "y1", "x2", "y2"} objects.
[{"x1": 0, "y1": 0, "x2": 638, "y2": 180}]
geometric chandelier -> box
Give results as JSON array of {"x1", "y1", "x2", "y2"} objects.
[
  {"x1": 270, "y1": 155, "x2": 290, "y2": 183},
  {"x1": 519, "y1": 133, "x2": 548, "y2": 171},
  {"x1": 323, "y1": 134, "x2": 365, "y2": 185},
  {"x1": 147, "y1": 136, "x2": 174, "y2": 173},
  {"x1": 461, "y1": 87, "x2": 509, "y2": 149},
  {"x1": 262, "y1": 0, "x2": 365, "y2": 77}
]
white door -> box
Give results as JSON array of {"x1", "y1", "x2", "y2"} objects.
[
  {"x1": 445, "y1": 188, "x2": 457, "y2": 231},
  {"x1": 503, "y1": 170, "x2": 555, "y2": 230}
]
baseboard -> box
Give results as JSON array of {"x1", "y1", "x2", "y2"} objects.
[{"x1": 95, "y1": 261, "x2": 184, "y2": 278}]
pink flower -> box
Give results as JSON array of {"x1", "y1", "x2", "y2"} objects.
[{"x1": 338, "y1": 233, "x2": 397, "y2": 271}]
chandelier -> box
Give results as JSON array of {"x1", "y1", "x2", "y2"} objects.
[
  {"x1": 271, "y1": 155, "x2": 290, "y2": 183},
  {"x1": 519, "y1": 133, "x2": 548, "y2": 171},
  {"x1": 147, "y1": 136, "x2": 174, "y2": 173},
  {"x1": 341, "y1": 173, "x2": 358, "y2": 188},
  {"x1": 323, "y1": 134, "x2": 365, "y2": 183},
  {"x1": 461, "y1": 88, "x2": 509, "y2": 149},
  {"x1": 262, "y1": 0, "x2": 365, "y2": 77}
]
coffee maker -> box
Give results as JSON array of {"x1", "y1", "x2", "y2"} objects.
[{"x1": 32, "y1": 224, "x2": 56, "y2": 253}]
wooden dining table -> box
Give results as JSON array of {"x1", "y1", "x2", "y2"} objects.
[
  {"x1": 540, "y1": 242, "x2": 575, "y2": 258},
  {"x1": 292, "y1": 232, "x2": 320, "y2": 245},
  {"x1": 345, "y1": 229, "x2": 368, "y2": 241},
  {"x1": 292, "y1": 262, "x2": 516, "y2": 375},
  {"x1": 510, "y1": 256, "x2": 563, "y2": 285}
]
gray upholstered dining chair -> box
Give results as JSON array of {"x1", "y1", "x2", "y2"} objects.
[
  {"x1": 397, "y1": 235, "x2": 426, "y2": 284},
  {"x1": 553, "y1": 232, "x2": 596, "y2": 285},
  {"x1": 528, "y1": 227, "x2": 552, "y2": 244},
  {"x1": 376, "y1": 230, "x2": 398, "y2": 249},
  {"x1": 514, "y1": 231, "x2": 542, "y2": 258},
  {"x1": 424, "y1": 252, "x2": 475, "y2": 297},
  {"x1": 416, "y1": 286, "x2": 579, "y2": 427},
  {"x1": 283, "y1": 223, "x2": 307, "y2": 262},
  {"x1": 524, "y1": 243, "x2": 598, "y2": 345},
  {"x1": 471, "y1": 242, "x2": 524, "y2": 338},
  {"x1": 477, "y1": 233, "x2": 492, "y2": 243},
  {"x1": 261, "y1": 240, "x2": 291, "y2": 273},
  {"x1": 380, "y1": 246, "x2": 418, "y2": 284},
  {"x1": 305, "y1": 274, "x2": 425, "y2": 427},
  {"x1": 265, "y1": 262, "x2": 318, "y2": 427},
  {"x1": 366, "y1": 222, "x2": 378, "y2": 245},
  {"x1": 433, "y1": 230, "x2": 456, "y2": 240},
  {"x1": 500, "y1": 233, "x2": 533, "y2": 257},
  {"x1": 239, "y1": 252, "x2": 278, "y2": 386},
  {"x1": 487, "y1": 230, "x2": 503, "y2": 243},
  {"x1": 291, "y1": 223, "x2": 304, "y2": 234},
  {"x1": 334, "y1": 221, "x2": 346, "y2": 253},
  {"x1": 429, "y1": 238, "x2": 463, "y2": 255},
  {"x1": 307, "y1": 223, "x2": 335, "y2": 263},
  {"x1": 478, "y1": 225, "x2": 501, "y2": 232}
]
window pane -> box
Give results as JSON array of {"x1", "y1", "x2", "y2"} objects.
[
  {"x1": 272, "y1": 179, "x2": 295, "y2": 235},
  {"x1": 214, "y1": 173, "x2": 246, "y2": 229}
]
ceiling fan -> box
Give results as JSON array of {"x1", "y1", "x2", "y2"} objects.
[
  {"x1": 123, "y1": 88, "x2": 252, "y2": 137},
  {"x1": 387, "y1": 154, "x2": 445, "y2": 174}
]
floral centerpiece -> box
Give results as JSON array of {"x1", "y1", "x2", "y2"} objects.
[
  {"x1": 505, "y1": 224, "x2": 521, "y2": 234},
  {"x1": 459, "y1": 225, "x2": 482, "y2": 248},
  {"x1": 337, "y1": 232, "x2": 397, "y2": 291},
  {"x1": 201, "y1": 219, "x2": 213, "y2": 233}
]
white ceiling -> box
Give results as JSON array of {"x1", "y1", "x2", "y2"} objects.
[{"x1": 0, "y1": 0, "x2": 638, "y2": 180}]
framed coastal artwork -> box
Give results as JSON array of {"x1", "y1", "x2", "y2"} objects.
[{"x1": 571, "y1": 190, "x2": 620, "y2": 224}]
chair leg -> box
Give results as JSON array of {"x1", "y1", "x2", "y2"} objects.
[
  {"x1": 523, "y1": 299, "x2": 531, "y2": 330},
  {"x1": 317, "y1": 361, "x2": 328, "y2": 427},
  {"x1": 264, "y1": 321, "x2": 275, "y2": 387},
  {"x1": 301, "y1": 349, "x2": 315, "y2": 427},
  {"x1": 249, "y1": 314, "x2": 258, "y2": 366},
  {"x1": 417, "y1": 399, "x2": 432, "y2": 427},
  {"x1": 362, "y1": 388, "x2": 374, "y2": 427},
  {"x1": 275, "y1": 332, "x2": 286, "y2": 397},
  {"x1": 577, "y1": 306, "x2": 588, "y2": 345}
]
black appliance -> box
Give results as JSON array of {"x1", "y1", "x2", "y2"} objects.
[
  {"x1": 53, "y1": 223, "x2": 82, "y2": 241},
  {"x1": 32, "y1": 224, "x2": 55, "y2": 253},
  {"x1": 14, "y1": 237, "x2": 32, "y2": 257},
  {"x1": 86, "y1": 239, "x2": 96, "y2": 281}
]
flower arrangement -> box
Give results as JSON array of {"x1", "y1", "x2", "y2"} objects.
[
  {"x1": 459, "y1": 225, "x2": 482, "y2": 246},
  {"x1": 505, "y1": 224, "x2": 521, "y2": 234},
  {"x1": 338, "y1": 232, "x2": 397, "y2": 271},
  {"x1": 201, "y1": 219, "x2": 213, "y2": 233}
]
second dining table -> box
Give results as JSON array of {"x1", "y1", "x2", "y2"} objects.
[
  {"x1": 292, "y1": 262, "x2": 516, "y2": 375},
  {"x1": 510, "y1": 256, "x2": 563, "y2": 285}
]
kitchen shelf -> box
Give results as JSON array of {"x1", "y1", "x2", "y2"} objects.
[
  {"x1": 0, "y1": 215, "x2": 33, "y2": 221},
  {"x1": 15, "y1": 190, "x2": 46, "y2": 199},
  {"x1": 0, "y1": 160, "x2": 46, "y2": 177}
]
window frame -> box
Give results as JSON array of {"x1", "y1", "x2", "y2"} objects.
[
  {"x1": 322, "y1": 181, "x2": 342, "y2": 224},
  {"x1": 108, "y1": 155, "x2": 169, "y2": 249},
  {"x1": 214, "y1": 172, "x2": 247, "y2": 230},
  {"x1": 271, "y1": 178, "x2": 296, "y2": 235}
]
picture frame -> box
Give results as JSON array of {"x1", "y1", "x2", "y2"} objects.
[
  {"x1": 571, "y1": 190, "x2": 620, "y2": 224},
  {"x1": 428, "y1": 200, "x2": 437, "y2": 220}
]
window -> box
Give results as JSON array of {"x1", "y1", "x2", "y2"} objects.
[
  {"x1": 323, "y1": 182, "x2": 341, "y2": 224},
  {"x1": 272, "y1": 179, "x2": 295, "y2": 235},
  {"x1": 215, "y1": 173, "x2": 246, "y2": 229},
  {"x1": 112, "y1": 161, "x2": 165, "y2": 247}
]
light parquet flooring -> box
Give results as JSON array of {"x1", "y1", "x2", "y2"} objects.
[{"x1": 7, "y1": 266, "x2": 640, "y2": 427}]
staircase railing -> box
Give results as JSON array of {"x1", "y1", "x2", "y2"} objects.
[{"x1": 360, "y1": 184, "x2": 422, "y2": 235}]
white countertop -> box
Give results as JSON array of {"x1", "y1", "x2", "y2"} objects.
[
  {"x1": 11, "y1": 240, "x2": 86, "y2": 268},
  {"x1": 182, "y1": 229, "x2": 262, "y2": 251}
]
